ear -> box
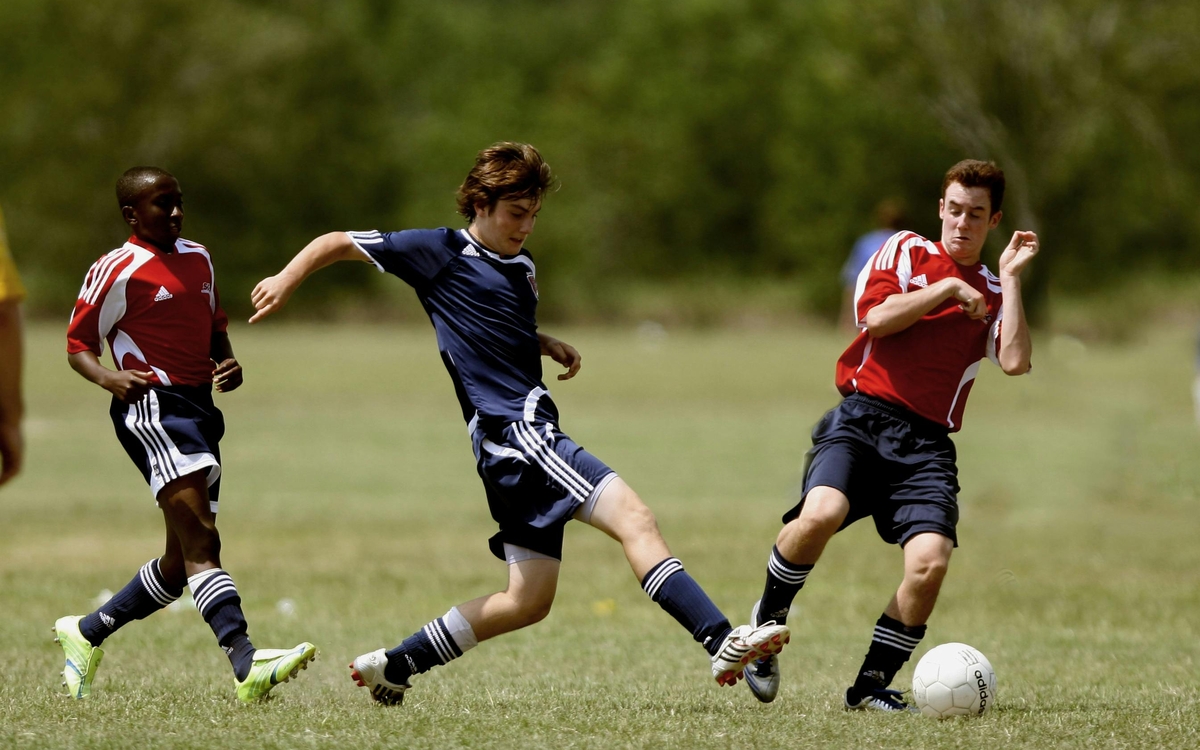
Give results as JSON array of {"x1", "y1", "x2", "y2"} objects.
[
  {"x1": 937, "y1": 198, "x2": 945, "y2": 219},
  {"x1": 474, "y1": 200, "x2": 492, "y2": 219},
  {"x1": 988, "y1": 210, "x2": 1003, "y2": 229},
  {"x1": 121, "y1": 205, "x2": 137, "y2": 226}
]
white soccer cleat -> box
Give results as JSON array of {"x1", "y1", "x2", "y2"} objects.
[
  {"x1": 711, "y1": 621, "x2": 790, "y2": 687},
  {"x1": 743, "y1": 600, "x2": 782, "y2": 703},
  {"x1": 349, "y1": 648, "x2": 410, "y2": 706}
]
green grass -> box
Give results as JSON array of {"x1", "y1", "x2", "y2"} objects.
[{"x1": 2, "y1": 321, "x2": 1198, "y2": 749}]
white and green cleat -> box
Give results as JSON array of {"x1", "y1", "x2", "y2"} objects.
[
  {"x1": 53, "y1": 615, "x2": 104, "y2": 699},
  {"x1": 235, "y1": 642, "x2": 318, "y2": 703}
]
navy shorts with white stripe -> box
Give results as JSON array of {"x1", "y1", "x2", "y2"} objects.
[
  {"x1": 473, "y1": 419, "x2": 615, "y2": 561},
  {"x1": 109, "y1": 385, "x2": 225, "y2": 510}
]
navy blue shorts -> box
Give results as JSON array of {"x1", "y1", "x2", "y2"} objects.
[
  {"x1": 783, "y1": 393, "x2": 960, "y2": 547},
  {"x1": 109, "y1": 385, "x2": 224, "y2": 512},
  {"x1": 472, "y1": 420, "x2": 616, "y2": 561}
]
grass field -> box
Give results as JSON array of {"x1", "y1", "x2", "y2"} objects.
[{"x1": 2, "y1": 321, "x2": 1198, "y2": 749}]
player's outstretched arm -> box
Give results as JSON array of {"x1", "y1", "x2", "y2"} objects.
[
  {"x1": 249, "y1": 232, "x2": 367, "y2": 324},
  {"x1": 67, "y1": 350, "x2": 154, "y2": 404},
  {"x1": 862, "y1": 277, "x2": 987, "y2": 338},
  {"x1": 538, "y1": 332, "x2": 581, "y2": 380},
  {"x1": 996, "y1": 231, "x2": 1038, "y2": 375}
]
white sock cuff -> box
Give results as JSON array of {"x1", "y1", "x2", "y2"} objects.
[{"x1": 444, "y1": 607, "x2": 478, "y2": 653}]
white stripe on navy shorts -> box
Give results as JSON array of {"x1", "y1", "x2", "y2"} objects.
[
  {"x1": 109, "y1": 385, "x2": 225, "y2": 512},
  {"x1": 473, "y1": 419, "x2": 615, "y2": 561}
]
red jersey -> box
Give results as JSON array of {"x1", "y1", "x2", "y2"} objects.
[
  {"x1": 67, "y1": 236, "x2": 229, "y2": 387},
  {"x1": 836, "y1": 231, "x2": 1004, "y2": 431}
]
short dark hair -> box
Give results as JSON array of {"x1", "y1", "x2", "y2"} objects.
[
  {"x1": 116, "y1": 167, "x2": 175, "y2": 208},
  {"x1": 942, "y1": 160, "x2": 1005, "y2": 214},
  {"x1": 456, "y1": 143, "x2": 556, "y2": 222}
]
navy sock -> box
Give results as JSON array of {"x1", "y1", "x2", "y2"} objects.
[
  {"x1": 757, "y1": 545, "x2": 812, "y2": 626},
  {"x1": 79, "y1": 559, "x2": 182, "y2": 647},
  {"x1": 848, "y1": 613, "x2": 926, "y2": 701},
  {"x1": 641, "y1": 557, "x2": 732, "y2": 657},
  {"x1": 189, "y1": 568, "x2": 256, "y2": 681},
  {"x1": 384, "y1": 617, "x2": 464, "y2": 685}
]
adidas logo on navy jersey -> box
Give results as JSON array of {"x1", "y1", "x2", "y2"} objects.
[
  {"x1": 462, "y1": 247, "x2": 480, "y2": 257},
  {"x1": 910, "y1": 274, "x2": 929, "y2": 288},
  {"x1": 154, "y1": 286, "x2": 173, "y2": 302}
]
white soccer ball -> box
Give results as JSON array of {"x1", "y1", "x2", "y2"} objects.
[{"x1": 911, "y1": 642, "x2": 997, "y2": 718}]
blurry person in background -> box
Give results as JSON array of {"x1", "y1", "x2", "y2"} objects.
[
  {"x1": 0, "y1": 205, "x2": 26, "y2": 488},
  {"x1": 1193, "y1": 329, "x2": 1200, "y2": 429},
  {"x1": 840, "y1": 199, "x2": 907, "y2": 331}
]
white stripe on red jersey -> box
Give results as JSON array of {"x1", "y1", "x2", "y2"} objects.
[
  {"x1": 67, "y1": 236, "x2": 229, "y2": 387},
  {"x1": 837, "y1": 231, "x2": 1006, "y2": 431}
]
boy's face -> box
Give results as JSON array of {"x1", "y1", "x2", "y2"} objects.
[
  {"x1": 123, "y1": 175, "x2": 183, "y2": 251},
  {"x1": 938, "y1": 182, "x2": 1002, "y2": 265},
  {"x1": 471, "y1": 197, "x2": 540, "y2": 256}
]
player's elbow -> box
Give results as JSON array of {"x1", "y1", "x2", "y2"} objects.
[{"x1": 999, "y1": 355, "x2": 1031, "y2": 376}]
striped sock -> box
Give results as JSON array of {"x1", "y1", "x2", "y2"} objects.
[
  {"x1": 757, "y1": 545, "x2": 813, "y2": 625},
  {"x1": 79, "y1": 558, "x2": 182, "y2": 647},
  {"x1": 641, "y1": 557, "x2": 732, "y2": 656},
  {"x1": 383, "y1": 608, "x2": 476, "y2": 685},
  {"x1": 188, "y1": 568, "x2": 256, "y2": 680},
  {"x1": 848, "y1": 613, "x2": 927, "y2": 701}
]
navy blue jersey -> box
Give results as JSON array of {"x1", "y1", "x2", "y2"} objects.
[{"x1": 347, "y1": 228, "x2": 556, "y2": 428}]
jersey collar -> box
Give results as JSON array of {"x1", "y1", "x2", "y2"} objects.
[
  {"x1": 127, "y1": 234, "x2": 179, "y2": 255},
  {"x1": 458, "y1": 229, "x2": 535, "y2": 271}
]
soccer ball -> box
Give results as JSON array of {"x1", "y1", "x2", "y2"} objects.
[{"x1": 911, "y1": 642, "x2": 996, "y2": 718}]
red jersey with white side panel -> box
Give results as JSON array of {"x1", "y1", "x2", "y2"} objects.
[
  {"x1": 836, "y1": 230, "x2": 1004, "y2": 432},
  {"x1": 67, "y1": 236, "x2": 228, "y2": 387}
]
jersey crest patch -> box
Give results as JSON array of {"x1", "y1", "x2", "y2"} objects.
[{"x1": 526, "y1": 272, "x2": 539, "y2": 300}]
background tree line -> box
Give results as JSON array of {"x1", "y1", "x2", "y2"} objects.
[{"x1": 2, "y1": 0, "x2": 1196, "y2": 324}]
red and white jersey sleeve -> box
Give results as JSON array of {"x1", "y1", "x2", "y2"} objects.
[
  {"x1": 835, "y1": 231, "x2": 1005, "y2": 431},
  {"x1": 67, "y1": 236, "x2": 229, "y2": 387}
]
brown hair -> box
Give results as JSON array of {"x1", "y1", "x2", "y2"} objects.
[
  {"x1": 456, "y1": 142, "x2": 556, "y2": 222},
  {"x1": 942, "y1": 160, "x2": 1005, "y2": 215}
]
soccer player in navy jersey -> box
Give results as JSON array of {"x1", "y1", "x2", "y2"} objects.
[
  {"x1": 744, "y1": 160, "x2": 1038, "y2": 710},
  {"x1": 249, "y1": 142, "x2": 789, "y2": 704},
  {"x1": 55, "y1": 167, "x2": 316, "y2": 702}
]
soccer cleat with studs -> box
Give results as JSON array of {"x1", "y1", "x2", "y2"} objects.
[
  {"x1": 711, "y1": 622, "x2": 790, "y2": 687},
  {"x1": 234, "y1": 642, "x2": 318, "y2": 703},
  {"x1": 53, "y1": 616, "x2": 104, "y2": 699},
  {"x1": 844, "y1": 686, "x2": 919, "y2": 713},
  {"x1": 744, "y1": 600, "x2": 783, "y2": 703},
  {"x1": 349, "y1": 648, "x2": 410, "y2": 706}
]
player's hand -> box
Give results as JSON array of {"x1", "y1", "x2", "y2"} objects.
[
  {"x1": 540, "y1": 335, "x2": 582, "y2": 380},
  {"x1": 945, "y1": 278, "x2": 989, "y2": 320},
  {"x1": 999, "y1": 231, "x2": 1039, "y2": 278},
  {"x1": 249, "y1": 274, "x2": 296, "y2": 324},
  {"x1": 0, "y1": 419, "x2": 23, "y2": 487},
  {"x1": 104, "y1": 370, "x2": 154, "y2": 404},
  {"x1": 212, "y1": 358, "x2": 243, "y2": 393}
]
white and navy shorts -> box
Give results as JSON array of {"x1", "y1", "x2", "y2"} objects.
[
  {"x1": 108, "y1": 385, "x2": 224, "y2": 513},
  {"x1": 472, "y1": 419, "x2": 616, "y2": 561}
]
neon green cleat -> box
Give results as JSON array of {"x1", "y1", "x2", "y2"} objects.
[
  {"x1": 53, "y1": 616, "x2": 104, "y2": 699},
  {"x1": 235, "y1": 642, "x2": 317, "y2": 703}
]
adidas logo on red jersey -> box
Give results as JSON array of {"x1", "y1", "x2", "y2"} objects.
[
  {"x1": 153, "y1": 286, "x2": 173, "y2": 302},
  {"x1": 910, "y1": 274, "x2": 929, "y2": 288}
]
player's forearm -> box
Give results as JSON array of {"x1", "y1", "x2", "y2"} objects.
[
  {"x1": 68, "y1": 350, "x2": 116, "y2": 389},
  {"x1": 210, "y1": 331, "x2": 235, "y2": 362},
  {"x1": 278, "y1": 232, "x2": 364, "y2": 287},
  {"x1": 862, "y1": 282, "x2": 955, "y2": 338},
  {"x1": 997, "y1": 276, "x2": 1032, "y2": 375},
  {"x1": 0, "y1": 302, "x2": 23, "y2": 424}
]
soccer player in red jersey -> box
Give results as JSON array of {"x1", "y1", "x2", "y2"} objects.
[
  {"x1": 54, "y1": 167, "x2": 316, "y2": 702},
  {"x1": 744, "y1": 160, "x2": 1038, "y2": 710}
]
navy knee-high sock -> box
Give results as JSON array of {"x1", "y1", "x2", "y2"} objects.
[
  {"x1": 848, "y1": 613, "x2": 926, "y2": 701},
  {"x1": 641, "y1": 557, "x2": 732, "y2": 656},
  {"x1": 757, "y1": 545, "x2": 813, "y2": 626},
  {"x1": 188, "y1": 568, "x2": 256, "y2": 681},
  {"x1": 79, "y1": 559, "x2": 182, "y2": 647}
]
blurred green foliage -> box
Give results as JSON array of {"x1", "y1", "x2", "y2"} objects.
[{"x1": 2, "y1": 0, "x2": 1197, "y2": 322}]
